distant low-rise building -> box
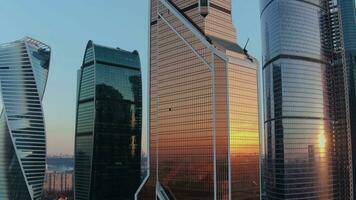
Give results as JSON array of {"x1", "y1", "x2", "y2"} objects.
[
  {"x1": 56, "y1": 195, "x2": 68, "y2": 200},
  {"x1": 44, "y1": 171, "x2": 73, "y2": 193}
]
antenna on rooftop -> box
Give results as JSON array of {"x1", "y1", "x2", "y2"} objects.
[
  {"x1": 243, "y1": 38, "x2": 253, "y2": 62},
  {"x1": 243, "y1": 38, "x2": 250, "y2": 53}
]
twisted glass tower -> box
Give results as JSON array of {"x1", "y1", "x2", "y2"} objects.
[
  {"x1": 74, "y1": 41, "x2": 142, "y2": 200},
  {"x1": 137, "y1": 0, "x2": 260, "y2": 199},
  {"x1": 0, "y1": 37, "x2": 50, "y2": 200}
]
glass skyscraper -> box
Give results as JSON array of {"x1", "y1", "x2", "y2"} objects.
[
  {"x1": 74, "y1": 41, "x2": 142, "y2": 200},
  {"x1": 261, "y1": 0, "x2": 335, "y2": 199},
  {"x1": 261, "y1": 0, "x2": 355, "y2": 199},
  {"x1": 338, "y1": 0, "x2": 356, "y2": 196},
  {"x1": 0, "y1": 37, "x2": 50, "y2": 200},
  {"x1": 136, "y1": 0, "x2": 260, "y2": 199}
]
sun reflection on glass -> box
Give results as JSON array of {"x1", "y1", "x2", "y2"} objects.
[{"x1": 319, "y1": 128, "x2": 326, "y2": 152}]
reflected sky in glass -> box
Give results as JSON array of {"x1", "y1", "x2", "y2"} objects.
[{"x1": 0, "y1": 0, "x2": 261, "y2": 155}]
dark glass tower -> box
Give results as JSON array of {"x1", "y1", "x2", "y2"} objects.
[
  {"x1": 0, "y1": 37, "x2": 50, "y2": 200},
  {"x1": 74, "y1": 41, "x2": 142, "y2": 200},
  {"x1": 338, "y1": 0, "x2": 356, "y2": 196}
]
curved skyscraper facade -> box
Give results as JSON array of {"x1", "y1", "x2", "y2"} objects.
[
  {"x1": 0, "y1": 37, "x2": 50, "y2": 200},
  {"x1": 74, "y1": 41, "x2": 142, "y2": 200},
  {"x1": 261, "y1": 0, "x2": 356, "y2": 199},
  {"x1": 260, "y1": 0, "x2": 335, "y2": 199},
  {"x1": 137, "y1": 0, "x2": 260, "y2": 199}
]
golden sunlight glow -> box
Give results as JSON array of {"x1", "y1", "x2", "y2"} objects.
[
  {"x1": 319, "y1": 126, "x2": 326, "y2": 156},
  {"x1": 230, "y1": 130, "x2": 259, "y2": 155},
  {"x1": 318, "y1": 126, "x2": 328, "y2": 188},
  {"x1": 319, "y1": 132, "x2": 326, "y2": 149}
]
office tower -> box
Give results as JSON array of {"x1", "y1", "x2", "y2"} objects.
[
  {"x1": 323, "y1": 0, "x2": 356, "y2": 198},
  {"x1": 137, "y1": 0, "x2": 260, "y2": 199},
  {"x1": 261, "y1": 0, "x2": 356, "y2": 199},
  {"x1": 337, "y1": 0, "x2": 356, "y2": 197},
  {"x1": 0, "y1": 37, "x2": 50, "y2": 200},
  {"x1": 74, "y1": 41, "x2": 142, "y2": 200}
]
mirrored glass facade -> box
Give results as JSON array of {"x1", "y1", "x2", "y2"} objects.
[
  {"x1": 259, "y1": 0, "x2": 356, "y2": 199},
  {"x1": 337, "y1": 0, "x2": 356, "y2": 196},
  {"x1": 137, "y1": 0, "x2": 260, "y2": 199},
  {"x1": 0, "y1": 37, "x2": 50, "y2": 200},
  {"x1": 74, "y1": 41, "x2": 142, "y2": 200},
  {"x1": 322, "y1": 0, "x2": 355, "y2": 198}
]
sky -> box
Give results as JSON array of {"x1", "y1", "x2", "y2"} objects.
[{"x1": 0, "y1": 0, "x2": 261, "y2": 156}]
